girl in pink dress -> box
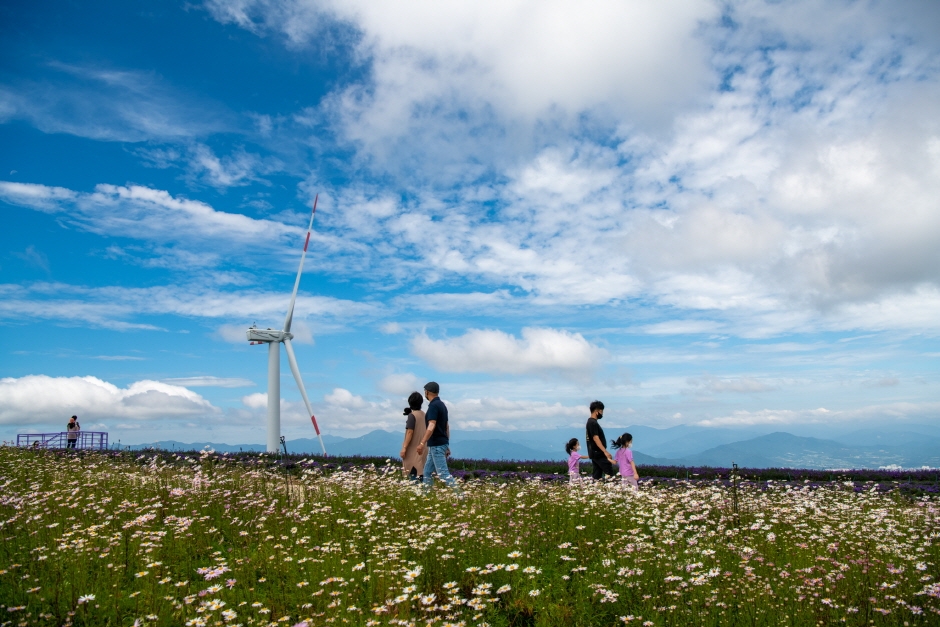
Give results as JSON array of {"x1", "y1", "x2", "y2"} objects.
[
  {"x1": 612, "y1": 433, "x2": 639, "y2": 491},
  {"x1": 565, "y1": 438, "x2": 589, "y2": 483}
]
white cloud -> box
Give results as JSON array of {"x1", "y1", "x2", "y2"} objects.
[
  {"x1": 12, "y1": 245, "x2": 51, "y2": 273},
  {"x1": 179, "y1": 144, "x2": 285, "y2": 190},
  {"x1": 411, "y1": 327, "x2": 606, "y2": 376},
  {"x1": 162, "y1": 376, "x2": 255, "y2": 388},
  {"x1": 378, "y1": 372, "x2": 420, "y2": 396},
  {"x1": 696, "y1": 401, "x2": 940, "y2": 427},
  {"x1": 642, "y1": 320, "x2": 724, "y2": 336},
  {"x1": 448, "y1": 396, "x2": 584, "y2": 430},
  {"x1": 200, "y1": 0, "x2": 940, "y2": 339},
  {"x1": 0, "y1": 181, "x2": 76, "y2": 212},
  {"x1": 241, "y1": 392, "x2": 268, "y2": 409},
  {"x1": 209, "y1": 0, "x2": 718, "y2": 157},
  {"x1": 686, "y1": 375, "x2": 776, "y2": 394},
  {"x1": 861, "y1": 377, "x2": 899, "y2": 389},
  {"x1": 0, "y1": 63, "x2": 229, "y2": 142},
  {"x1": 324, "y1": 387, "x2": 368, "y2": 409},
  {"x1": 219, "y1": 324, "x2": 250, "y2": 343},
  {"x1": 0, "y1": 282, "x2": 376, "y2": 332},
  {"x1": 0, "y1": 375, "x2": 217, "y2": 426},
  {"x1": 0, "y1": 181, "x2": 295, "y2": 246},
  {"x1": 289, "y1": 319, "x2": 315, "y2": 344}
]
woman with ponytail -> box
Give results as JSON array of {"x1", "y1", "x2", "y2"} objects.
[{"x1": 400, "y1": 391, "x2": 428, "y2": 482}]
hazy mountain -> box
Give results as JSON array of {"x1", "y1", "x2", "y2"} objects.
[
  {"x1": 125, "y1": 424, "x2": 940, "y2": 469},
  {"x1": 293, "y1": 431, "x2": 564, "y2": 462},
  {"x1": 828, "y1": 427, "x2": 940, "y2": 447},
  {"x1": 676, "y1": 432, "x2": 940, "y2": 469},
  {"x1": 129, "y1": 435, "x2": 345, "y2": 454}
]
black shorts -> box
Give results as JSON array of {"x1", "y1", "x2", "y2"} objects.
[{"x1": 591, "y1": 455, "x2": 615, "y2": 480}]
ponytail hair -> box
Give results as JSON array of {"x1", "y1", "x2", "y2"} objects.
[
  {"x1": 612, "y1": 433, "x2": 633, "y2": 449},
  {"x1": 565, "y1": 438, "x2": 579, "y2": 455}
]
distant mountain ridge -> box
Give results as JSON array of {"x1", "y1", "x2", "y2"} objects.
[{"x1": 127, "y1": 424, "x2": 940, "y2": 469}]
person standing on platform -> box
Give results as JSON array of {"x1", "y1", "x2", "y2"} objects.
[{"x1": 66, "y1": 415, "x2": 80, "y2": 449}]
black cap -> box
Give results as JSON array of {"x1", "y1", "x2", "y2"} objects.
[{"x1": 424, "y1": 381, "x2": 440, "y2": 394}]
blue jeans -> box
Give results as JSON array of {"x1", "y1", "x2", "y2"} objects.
[{"x1": 423, "y1": 445, "x2": 460, "y2": 493}]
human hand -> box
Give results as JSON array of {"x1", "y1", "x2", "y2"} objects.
[
  {"x1": 400, "y1": 448, "x2": 407, "y2": 459},
  {"x1": 445, "y1": 448, "x2": 451, "y2": 458},
  {"x1": 416, "y1": 443, "x2": 425, "y2": 455}
]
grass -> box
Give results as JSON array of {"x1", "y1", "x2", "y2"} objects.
[{"x1": 1, "y1": 446, "x2": 938, "y2": 626}]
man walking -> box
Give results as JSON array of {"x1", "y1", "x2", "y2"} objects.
[
  {"x1": 416, "y1": 382, "x2": 461, "y2": 494},
  {"x1": 585, "y1": 401, "x2": 614, "y2": 480}
]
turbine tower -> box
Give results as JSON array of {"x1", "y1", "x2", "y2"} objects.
[{"x1": 247, "y1": 195, "x2": 327, "y2": 455}]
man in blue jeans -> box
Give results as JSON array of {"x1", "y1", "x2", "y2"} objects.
[{"x1": 415, "y1": 381, "x2": 461, "y2": 494}]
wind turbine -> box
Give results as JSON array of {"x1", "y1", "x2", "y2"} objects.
[{"x1": 247, "y1": 195, "x2": 327, "y2": 455}]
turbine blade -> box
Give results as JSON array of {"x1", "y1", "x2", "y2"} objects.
[
  {"x1": 284, "y1": 194, "x2": 318, "y2": 333},
  {"x1": 284, "y1": 338, "x2": 327, "y2": 455}
]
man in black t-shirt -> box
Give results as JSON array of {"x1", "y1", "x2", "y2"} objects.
[
  {"x1": 416, "y1": 382, "x2": 461, "y2": 494},
  {"x1": 585, "y1": 400, "x2": 614, "y2": 480}
]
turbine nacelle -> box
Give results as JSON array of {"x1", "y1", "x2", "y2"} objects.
[{"x1": 247, "y1": 327, "x2": 293, "y2": 343}]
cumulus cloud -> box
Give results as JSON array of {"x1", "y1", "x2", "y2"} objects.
[
  {"x1": 313, "y1": 388, "x2": 399, "y2": 432},
  {"x1": 197, "y1": 0, "x2": 940, "y2": 340},
  {"x1": 324, "y1": 387, "x2": 369, "y2": 409},
  {"x1": 0, "y1": 375, "x2": 217, "y2": 426},
  {"x1": 411, "y1": 327, "x2": 606, "y2": 376},
  {"x1": 241, "y1": 392, "x2": 268, "y2": 409},
  {"x1": 378, "y1": 373, "x2": 421, "y2": 396},
  {"x1": 208, "y1": 0, "x2": 716, "y2": 120}
]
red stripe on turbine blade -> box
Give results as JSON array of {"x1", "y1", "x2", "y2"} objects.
[
  {"x1": 312, "y1": 194, "x2": 318, "y2": 215},
  {"x1": 303, "y1": 232, "x2": 311, "y2": 252},
  {"x1": 310, "y1": 414, "x2": 321, "y2": 435}
]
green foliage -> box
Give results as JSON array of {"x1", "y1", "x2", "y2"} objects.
[{"x1": 1, "y1": 447, "x2": 938, "y2": 626}]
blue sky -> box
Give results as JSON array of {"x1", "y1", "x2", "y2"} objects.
[{"x1": 2, "y1": 0, "x2": 939, "y2": 446}]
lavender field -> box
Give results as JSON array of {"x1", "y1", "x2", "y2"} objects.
[{"x1": 1, "y1": 447, "x2": 938, "y2": 626}]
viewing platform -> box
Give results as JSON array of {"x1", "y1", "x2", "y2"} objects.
[{"x1": 17, "y1": 432, "x2": 109, "y2": 450}]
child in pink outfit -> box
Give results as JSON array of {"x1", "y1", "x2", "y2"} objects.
[
  {"x1": 612, "y1": 433, "x2": 639, "y2": 491},
  {"x1": 565, "y1": 438, "x2": 589, "y2": 483}
]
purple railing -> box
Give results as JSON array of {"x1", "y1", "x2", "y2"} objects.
[{"x1": 17, "y1": 432, "x2": 109, "y2": 450}]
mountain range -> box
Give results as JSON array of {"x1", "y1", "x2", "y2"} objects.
[{"x1": 129, "y1": 423, "x2": 940, "y2": 469}]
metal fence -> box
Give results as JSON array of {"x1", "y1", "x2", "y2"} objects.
[{"x1": 16, "y1": 432, "x2": 109, "y2": 450}]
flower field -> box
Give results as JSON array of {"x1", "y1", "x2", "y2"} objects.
[{"x1": 1, "y1": 447, "x2": 938, "y2": 627}]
